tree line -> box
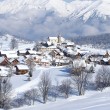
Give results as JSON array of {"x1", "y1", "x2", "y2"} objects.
[{"x1": 73, "y1": 33, "x2": 110, "y2": 49}]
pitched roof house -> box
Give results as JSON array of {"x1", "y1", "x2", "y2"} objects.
[
  {"x1": 15, "y1": 64, "x2": 29, "y2": 75},
  {"x1": 0, "y1": 56, "x2": 9, "y2": 66}
]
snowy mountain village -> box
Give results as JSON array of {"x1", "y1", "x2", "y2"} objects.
[
  {"x1": 0, "y1": 35, "x2": 110, "y2": 75},
  {"x1": 0, "y1": 35, "x2": 110, "y2": 109}
]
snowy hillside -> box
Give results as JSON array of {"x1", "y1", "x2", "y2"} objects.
[
  {"x1": 10, "y1": 64, "x2": 110, "y2": 110},
  {"x1": 12, "y1": 88, "x2": 110, "y2": 110},
  {"x1": 0, "y1": 0, "x2": 110, "y2": 39},
  {"x1": 0, "y1": 34, "x2": 34, "y2": 50}
]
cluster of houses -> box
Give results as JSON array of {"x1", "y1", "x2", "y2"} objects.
[
  {"x1": 0, "y1": 35, "x2": 110, "y2": 76},
  {"x1": 86, "y1": 51, "x2": 110, "y2": 65}
]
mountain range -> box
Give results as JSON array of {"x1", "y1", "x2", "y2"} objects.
[{"x1": 0, "y1": 0, "x2": 110, "y2": 40}]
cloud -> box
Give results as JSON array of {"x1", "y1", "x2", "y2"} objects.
[{"x1": 0, "y1": 8, "x2": 110, "y2": 40}]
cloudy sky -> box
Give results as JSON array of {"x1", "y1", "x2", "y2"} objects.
[
  {"x1": 64, "y1": 0, "x2": 73, "y2": 2},
  {"x1": 0, "y1": 0, "x2": 74, "y2": 2}
]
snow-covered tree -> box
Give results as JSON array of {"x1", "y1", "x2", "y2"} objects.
[
  {"x1": 95, "y1": 66, "x2": 110, "y2": 91},
  {"x1": 59, "y1": 79, "x2": 71, "y2": 98},
  {"x1": 71, "y1": 60, "x2": 91, "y2": 95},
  {"x1": 38, "y1": 72, "x2": 51, "y2": 103},
  {"x1": 0, "y1": 76, "x2": 12, "y2": 109},
  {"x1": 10, "y1": 38, "x2": 18, "y2": 50}
]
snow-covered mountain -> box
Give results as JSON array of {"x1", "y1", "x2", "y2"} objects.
[{"x1": 0, "y1": 0, "x2": 110, "y2": 39}]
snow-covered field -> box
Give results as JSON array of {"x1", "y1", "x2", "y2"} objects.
[
  {"x1": 9, "y1": 65, "x2": 110, "y2": 110},
  {"x1": 11, "y1": 66, "x2": 70, "y2": 97},
  {"x1": 12, "y1": 89, "x2": 110, "y2": 110}
]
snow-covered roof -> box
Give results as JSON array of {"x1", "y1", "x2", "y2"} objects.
[
  {"x1": 103, "y1": 58, "x2": 108, "y2": 62},
  {"x1": 28, "y1": 50, "x2": 36, "y2": 54},
  {"x1": 19, "y1": 50, "x2": 26, "y2": 53},
  {"x1": 36, "y1": 52, "x2": 42, "y2": 55},
  {"x1": 67, "y1": 50, "x2": 74, "y2": 54},
  {"x1": 47, "y1": 45, "x2": 57, "y2": 49},
  {"x1": 47, "y1": 41, "x2": 52, "y2": 46},
  {"x1": 77, "y1": 49, "x2": 89, "y2": 55},
  {"x1": 40, "y1": 46, "x2": 47, "y2": 49},
  {"x1": 41, "y1": 59, "x2": 50, "y2": 63},
  {"x1": 1, "y1": 50, "x2": 18, "y2": 58},
  {"x1": 66, "y1": 48, "x2": 77, "y2": 55},
  {"x1": 67, "y1": 42, "x2": 75, "y2": 46},
  {"x1": 60, "y1": 52, "x2": 64, "y2": 56},
  {"x1": 102, "y1": 58, "x2": 110, "y2": 62},
  {"x1": 16, "y1": 64, "x2": 29, "y2": 70},
  {"x1": 55, "y1": 59, "x2": 69, "y2": 63},
  {"x1": 1, "y1": 50, "x2": 16, "y2": 54},
  {"x1": 48, "y1": 37, "x2": 58, "y2": 40},
  {"x1": 6, "y1": 53, "x2": 18, "y2": 59},
  {"x1": 35, "y1": 55, "x2": 43, "y2": 59},
  {"x1": 54, "y1": 49, "x2": 64, "y2": 55}
]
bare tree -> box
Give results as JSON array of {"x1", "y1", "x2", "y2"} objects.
[
  {"x1": 59, "y1": 79, "x2": 71, "y2": 98},
  {"x1": 24, "y1": 88, "x2": 38, "y2": 105},
  {"x1": 26, "y1": 56, "x2": 35, "y2": 79},
  {"x1": 10, "y1": 38, "x2": 18, "y2": 50},
  {"x1": 95, "y1": 66, "x2": 110, "y2": 91},
  {"x1": 11, "y1": 97, "x2": 25, "y2": 108},
  {"x1": 38, "y1": 72, "x2": 51, "y2": 103},
  {"x1": 49, "y1": 79, "x2": 59, "y2": 101},
  {"x1": 33, "y1": 42, "x2": 41, "y2": 51},
  {"x1": 8, "y1": 66, "x2": 14, "y2": 77},
  {"x1": 71, "y1": 60, "x2": 92, "y2": 96},
  {"x1": 0, "y1": 76, "x2": 12, "y2": 109}
]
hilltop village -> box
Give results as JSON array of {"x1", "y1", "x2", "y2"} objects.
[{"x1": 0, "y1": 35, "x2": 110, "y2": 76}]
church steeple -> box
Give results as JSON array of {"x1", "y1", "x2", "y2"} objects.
[{"x1": 58, "y1": 34, "x2": 61, "y2": 43}]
